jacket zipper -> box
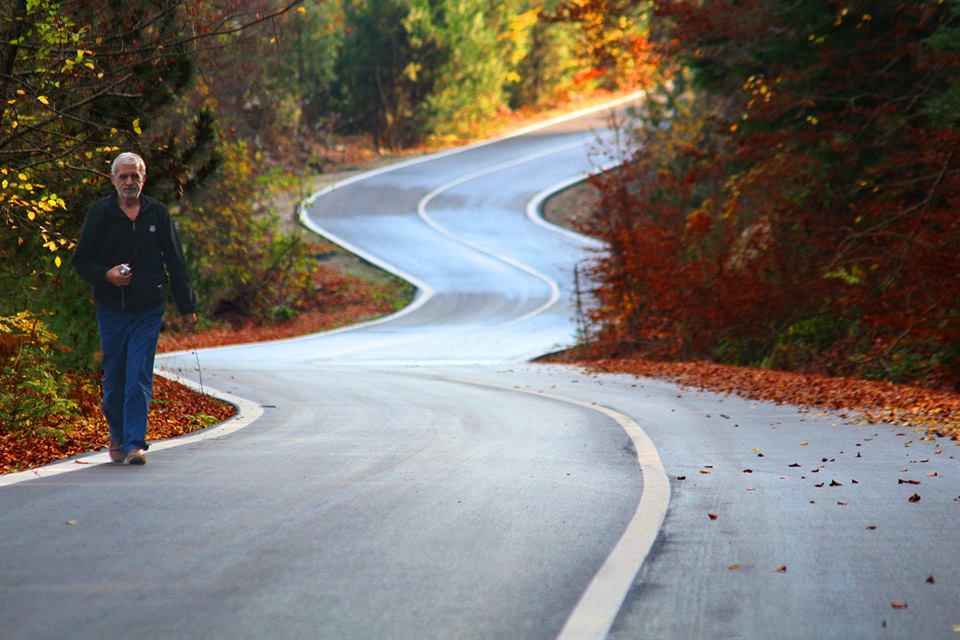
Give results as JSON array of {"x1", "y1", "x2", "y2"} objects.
[{"x1": 122, "y1": 219, "x2": 136, "y2": 310}]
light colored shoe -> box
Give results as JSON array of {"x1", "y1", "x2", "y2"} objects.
[
  {"x1": 123, "y1": 449, "x2": 146, "y2": 465},
  {"x1": 109, "y1": 445, "x2": 125, "y2": 463}
]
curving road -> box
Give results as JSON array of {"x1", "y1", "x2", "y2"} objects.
[{"x1": 1, "y1": 98, "x2": 959, "y2": 640}]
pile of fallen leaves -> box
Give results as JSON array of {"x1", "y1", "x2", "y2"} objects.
[
  {"x1": 577, "y1": 357, "x2": 960, "y2": 442},
  {"x1": 0, "y1": 374, "x2": 235, "y2": 474}
]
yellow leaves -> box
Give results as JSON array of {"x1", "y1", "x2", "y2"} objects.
[
  {"x1": 0, "y1": 311, "x2": 61, "y2": 351},
  {"x1": 296, "y1": 6, "x2": 306, "y2": 14},
  {"x1": 37, "y1": 96, "x2": 49, "y2": 105},
  {"x1": 742, "y1": 75, "x2": 774, "y2": 109},
  {"x1": 834, "y1": 7, "x2": 849, "y2": 26},
  {"x1": 132, "y1": 118, "x2": 142, "y2": 135},
  {"x1": 54, "y1": 256, "x2": 62, "y2": 269},
  {"x1": 806, "y1": 115, "x2": 819, "y2": 125}
]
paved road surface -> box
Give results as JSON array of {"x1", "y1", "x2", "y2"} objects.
[{"x1": 1, "y1": 98, "x2": 958, "y2": 639}]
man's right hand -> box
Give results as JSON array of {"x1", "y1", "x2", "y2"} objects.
[{"x1": 105, "y1": 265, "x2": 133, "y2": 287}]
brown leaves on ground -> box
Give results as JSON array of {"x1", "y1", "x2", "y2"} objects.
[
  {"x1": 0, "y1": 375, "x2": 235, "y2": 475},
  {"x1": 564, "y1": 357, "x2": 960, "y2": 442}
]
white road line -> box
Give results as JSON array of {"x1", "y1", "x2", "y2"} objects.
[
  {"x1": 448, "y1": 376, "x2": 670, "y2": 640},
  {"x1": 524, "y1": 159, "x2": 626, "y2": 250},
  {"x1": 0, "y1": 372, "x2": 263, "y2": 488},
  {"x1": 416, "y1": 139, "x2": 587, "y2": 326}
]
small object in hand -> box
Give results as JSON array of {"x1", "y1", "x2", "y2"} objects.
[{"x1": 119, "y1": 263, "x2": 131, "y2": 276}]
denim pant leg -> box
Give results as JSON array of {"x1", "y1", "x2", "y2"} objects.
[
  {"x1": 97, "y1": 303, "x2": 164, "y2": 453},
  {"x1": 97, "y1": 305, "x2": 130, "y2": 447}
]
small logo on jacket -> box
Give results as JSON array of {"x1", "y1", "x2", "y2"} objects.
[{"x1": 149, "y1": 225, "x2": 156, "y2": 232}]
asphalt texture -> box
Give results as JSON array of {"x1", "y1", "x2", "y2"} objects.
[{"x1": 2, "y1": 98, "x2": 958, "y2": 639}]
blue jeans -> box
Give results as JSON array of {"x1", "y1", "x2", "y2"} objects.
[{"x1": 96, "y1": 303, "x2": 164, "y2": 455}]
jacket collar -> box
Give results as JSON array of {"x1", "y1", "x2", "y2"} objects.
[{"x1": 105, "y1": 191, "x2": 155, "y2": 218}]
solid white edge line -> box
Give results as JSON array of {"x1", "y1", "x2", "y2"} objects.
[
  {"x1": 555, "y1": 402, "x2": 670, "y2": 640},
  {"x1": 525, "y1": 159, "x2": 627, "y2": 250},
  {"x1": 0, "y1": 372, "x2": 263, "y2": 488},
  {"x1": 453, "y1": 377, "x2": 670, "y2": 640}
]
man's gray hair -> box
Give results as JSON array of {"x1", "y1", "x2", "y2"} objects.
[{"x1": 111, "y1": 152, "x2": 146, "y2": 177}]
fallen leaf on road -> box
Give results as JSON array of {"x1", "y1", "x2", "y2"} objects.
[
  {"x1": 899, "y1": 479, "x2": 921, "y2": 485},
  {"x1": 728, "y1": 563, "x2": 741, "y2": 570},
  {"x1": 928, "y1": 472, "x2": 939, "y2": 477},
  {"x1": 908, "y1": 493, "x2": 922, "y2": 503},
  {"x1": 927, "y1": 576, "x2": 936, "y2": 584},
  {"x1": 700, "y1": 470, "x2": 711, "y2": 475},
  {"x1": 65, "y1": 519, "x2": 77, "y2": 526},
  {"x1": 773, "y1": 565, "x2": 788, "y2": 573},
  {"x1": 708, "y1": 513, "x2": 719, "y2": 520},
  {"x1": 677, "y1": 475, "x2": 687, "y2": 481},
  {"x1": 830, "y1": 480, "x2": 843, "y2": 486},
  {"x1": 837, "y1": 501, "x2": 848, "y2": 506},
  {"x1": 789, "y1": 463, "x2": 801, "y2": 467},
  {"x1": 742, "y1": 468, "x2": 754, "y2": 473},
  {"x1": 891, "y1": 601, "x2": 908, "y2": 609},
  {"x1": 866, "y1": 525, "x2": 878, "y2": 530},
  {"x1": 815, "y1": 482, "x2": 825, "y2": 487},
  {"x1": 800, "y1": 441, "x2": 810, "y2": 446},
  {"x1": 74, "y1": 460, "x2": 90, "y2": 465}
]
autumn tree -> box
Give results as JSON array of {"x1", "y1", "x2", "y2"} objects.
[{"x1": 581, "y1": 0, "x2": 960, "y2": 388}]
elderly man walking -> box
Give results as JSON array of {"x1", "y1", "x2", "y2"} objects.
[{"x1": 73, "y1": 152, "x2": 197, "y2": 465}]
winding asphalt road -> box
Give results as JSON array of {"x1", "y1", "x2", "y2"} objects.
[{"x1": 2, "y1": 98, "x2": 958, "y2": 640}]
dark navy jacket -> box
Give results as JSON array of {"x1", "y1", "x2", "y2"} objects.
[{"x1": 72, "y1": 192, "x2": 196, "y2": 314}]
